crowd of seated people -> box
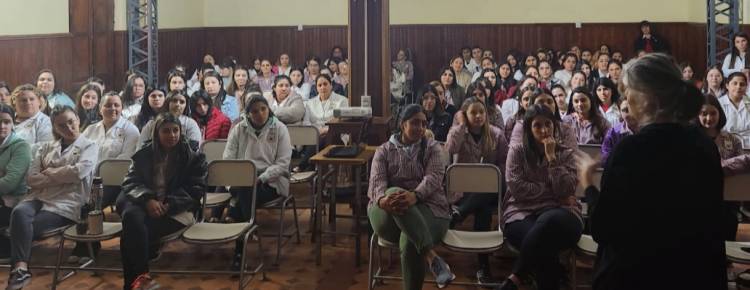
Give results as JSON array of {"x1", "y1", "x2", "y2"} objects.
[{"x1": 1, "y1": 24, "x2": 750, "y2": 290}]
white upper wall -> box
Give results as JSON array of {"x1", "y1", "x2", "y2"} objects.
[
  {"x1": 202, "y1": 0, "x2": 348, "y2": 27},
  {"x1": 0, "y1": 0, "x2": 729, "y2": 36},
  {"x1": 390, "y1": 0, "x2": 706, "y2": 25},
  {"x1": 114, "y1": 0, "x2": 205, "y2": 31},
  {"x1": 0, "y1": 0, "x2": 69, "y2": 35}
]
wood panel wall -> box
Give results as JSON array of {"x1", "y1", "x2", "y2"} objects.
[
  {"x1": 0, "y1": 21, "x2": 716, "y2": 100},
  {"x1": 390, "y1": 22, "x2": 708, "y2": 90}
]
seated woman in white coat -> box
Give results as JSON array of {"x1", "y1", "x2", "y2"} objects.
[
  {"x1": 296, "y1": 74, "x2": 349, "y2": 171},
  {"x1": 138, "y1": 90, "x2": 202, "y2": 151},
  {"x1": 11, "y1": 84, "x2": 53, "y2": 154},
  {"x1": 222, "y1": 95, "x2": 292, "y2": 268},
  {"x1": 69, "y1": 92, "x2": 140, "y2": 263},
  {"x1": 6, "y1": 106, "x2": 97, "y2": 289}
]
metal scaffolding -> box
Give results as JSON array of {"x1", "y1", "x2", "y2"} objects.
[
  {"x1": 127, "y1": 0, "x2": 158, "y2": 87},
  {"x1": 707, "y1": 0, "x2": 740, "y2": 68}
]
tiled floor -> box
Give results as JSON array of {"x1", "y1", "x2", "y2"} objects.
[{"x1": 0, "y1": 191, "x2": 746, "y2": 290}]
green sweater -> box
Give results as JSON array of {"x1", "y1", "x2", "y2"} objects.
[{"x1": 0, "y1": 132, "x2": 31, "y2": 197}]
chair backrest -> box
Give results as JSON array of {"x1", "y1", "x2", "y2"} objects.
[
  {"x1": 446, "y1": 163, "x2": 502, "y2": 194},
  {"x1": 200, "y1": 139, "x2": 227, "y2": 163},
  {"x1": 207, "y1": 160, "x2": 257, "y2": 187},
  {"x1": 206, "y1": 160, "x2": 258, "y2": 223},
  {"x1": 579, "y1": 144, "x2": 602, "y2": 162},
  {"x1": 287, "y1": 126, "x2": 319, "y2": 148},
  {"x1": 97, "y1": 159, "x2": 132, "y2": 186},
  {"x1": 725, "y1": 173, "x2": 750, "y2": 201},
  {"x1": 575, "y1": 168, "x2": 603, "y2": 198}
]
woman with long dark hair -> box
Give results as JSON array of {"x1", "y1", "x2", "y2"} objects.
[
  {"x1": 117, "y1": 113, "x2": 207, "y2": 290},
  {"x1": 190, "y1": 90, "x2": 231, "y2": 141},
  {"x1": 497, "y1": 104, "x2": 581, "y2": 290}
]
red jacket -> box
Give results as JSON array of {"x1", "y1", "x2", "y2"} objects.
[{"x1": 193, "y1": 107, "x2": 231, "y2": 140}]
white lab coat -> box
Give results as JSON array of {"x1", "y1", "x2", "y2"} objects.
[
  {"x1": 82, "y1": 117, "x2": 140, "y2": 164},
  {"x1": 25, "y1": 136, "x2": 98, "y2": 221},
  {"x1": 15, "y1": 111, "x2": 53, "y2": 155}
]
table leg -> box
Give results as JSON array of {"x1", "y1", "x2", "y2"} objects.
[
  {"x1": 330, "y1": 166, "x2": 338, "y2": 246},
  {"x1": 315, "y1": 166, "x2": 323, "y2": 265},
  {"x1": 354, "y1": 165, "x2": 362, "y2": 267}
]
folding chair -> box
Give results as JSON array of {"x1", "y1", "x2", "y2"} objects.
[
  {"x1": 287, "y1": 126, "x2": 319, "y2": 232},
  {"x1": 724, "y1": 173, "x2": 750, "y2": 266},
  {"x1": 51, "y1": 159, "x2": 131, "y2": 289},
  {"x1": 180, "y1": 160, "x2": 265, "y2": 290},
  {"x1": 579, "y1": 144, "x2": 602, "y2": 162},
  {"x1": 199, "y1": 139, "x2": 232, "y2": 209},
  {"x1": 368, "y1": 163, "x2": 504, "y2": 289},
  {"x1": 571, "y1": 168, "x2": 603, "y2": 288}
]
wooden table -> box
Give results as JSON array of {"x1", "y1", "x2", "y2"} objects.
[{"x1": 310, "y1": 145, "x2": 377, "y2": 266}]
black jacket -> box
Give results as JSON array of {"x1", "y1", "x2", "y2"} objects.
[
  {"x1": 589, "y1": 123, "x2": 727, "y2": 290},
  {"x1": 428, "y1": 111, "x2": 453, "y2": 142},
  {"x1": 116, "y1": 140, "x2": 208, "y2": 216},
  {"x1": 633, "y1": 34, "x2": 669, "y2": 53}
]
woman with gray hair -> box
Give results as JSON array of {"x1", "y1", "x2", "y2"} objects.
[{"x1": 580, "y1": 53, "x2": 728, "y2": 290}]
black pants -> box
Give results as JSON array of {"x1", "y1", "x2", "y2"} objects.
[
  {"x1": 505, "y1": 208, "x2": 583, "y2": 290},
  {"x1": 71, "y1": 186, "x2": 121, "y2": 257},
  {"x1": 228, "y1": 183, "x2": 279, "y2": 255},
  {"x1": 0, "y1": 204, "x2": 11, "y2": 257},
  {"x1": 455, "y1": 192, "x2": 497, "y2": 270},
  {"x1": 118, "y1": 200, "x2": 185, "y2": 290}
]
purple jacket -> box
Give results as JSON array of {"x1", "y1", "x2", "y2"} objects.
[
  {"x1": 368, "y1": 135, "x2": 450, "y2": 219},
  {"x1": 562, "y1": 113, "x2": 611, "y2": 145},
  {"x1": 445, "y1": 124, "x2": 508, "y2": 203},
  {"x1": 601, "y1": 121, "x2": 634, "y2": 165},
  {"x1": 502, "y1": 143, "x2": 581, "y2": 227}
]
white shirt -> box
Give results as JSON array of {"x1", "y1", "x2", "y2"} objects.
[
  {"x1": 82, "y1": 117, "x2": 140, "y2": 165},
  {"x1": 722, "y1": 53, "x2": 746, "y2": 77},
  {"x1": 122, "y1": 102, "x2": 142, "y2": 121},
  {"x1": 466, "y1": 59, "x2": 481, "y2": 75},
  {"x1": 599, "y1": 104, "x2": 621, "y2": 127},
  {"x1": 719, "y1": 94, "x2": 750, "y2": 148},
  {"x1": 25, "y1": 136, "x2": 98, "y2": 222},
  {"x1": 500, "y1": 98, "x2": 520, "y2": 124},
  {"x1": 137, "y1": 115, "x2": 203, "y2": 150},
  {"x1": 293, "y1": 83, "x2": 312, "y2": 100},
  {"x1": 14, "y1": 111, "x2": 53, "y2": 154},
  {"x1": 554, "y1": 70, "x2": 573, "y2": 89},
  {"x1": 303, "y1": 92, "x2": 349, "y2": 130}
]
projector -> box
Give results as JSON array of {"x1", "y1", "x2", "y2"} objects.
[{"x1": 334, "y1": 107, "x2": 372, "y2": 118}]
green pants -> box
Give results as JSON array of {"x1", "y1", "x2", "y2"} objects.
[{"x1": 368, "y1": 187, "x2": 450, "y2": 290}]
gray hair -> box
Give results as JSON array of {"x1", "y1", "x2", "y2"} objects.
[{"x1": 621, "y1": 53, "x2": 702, "y2": 123}]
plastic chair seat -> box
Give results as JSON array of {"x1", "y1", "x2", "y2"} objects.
[
  {"x1": 442, "y1": 229, "x2": 504, "y2": 253},
  {"x1": 63, "y1": 222, "x2": 122, "y2": 242},
  {"x1": 290, "y1": 171, "x2": 316, "y2": 183},
  {"x1": 182, "y1": 222, "x2": 253, "y2": 244},
  {"x1": 727, "y1": 241, "x2": 750, "y2": 263},
  {"x1": 37, "y1": 225, "x2": 73, "y2": 240},
  {"x1": 203, "y1": 192, "x2": 232, "y2": 207},
  {"x1": 577, "y1": 234, "x2": 598, "y2": 256}
]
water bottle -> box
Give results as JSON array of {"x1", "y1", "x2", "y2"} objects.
[{"x1": 86, "y1": 177, "x2": 104, "y2": 235}]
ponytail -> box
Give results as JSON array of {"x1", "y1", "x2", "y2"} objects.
[{"x1": 673, "y1": 80, "x2": 703, "y2": 123}]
